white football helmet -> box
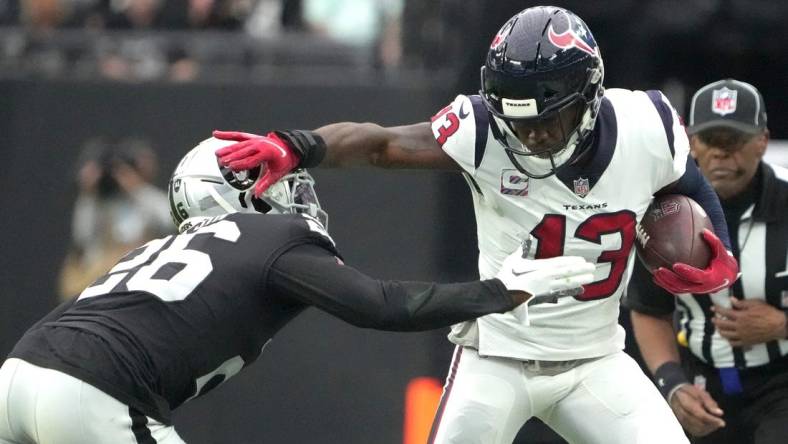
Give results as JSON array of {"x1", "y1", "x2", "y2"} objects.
[{"x1": 168, "y1": 137, "x2": 328, "y2": 232}]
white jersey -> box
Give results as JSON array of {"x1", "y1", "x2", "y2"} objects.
[{"x1": 431, "y1": 89, "x2": 690, "y2": 361}]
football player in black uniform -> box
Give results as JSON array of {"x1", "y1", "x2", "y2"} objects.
[{"x1": 0, "y1": 137, "x2": 595, "y2": 444}]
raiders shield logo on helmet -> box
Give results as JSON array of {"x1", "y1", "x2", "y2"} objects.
[{"x1": 220, "y1": 165, "x2": 261, "y2": 190}]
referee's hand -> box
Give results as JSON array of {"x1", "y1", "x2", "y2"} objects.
[
  {"x1": 712, "y1": 297, "x2": 788, "y2": 346},
  {"x1": 669, "y1": 384, "x2": 725, "y2": 437}
]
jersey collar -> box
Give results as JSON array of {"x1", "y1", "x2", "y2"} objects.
[{"x1": 554, "y1": 97, "x2": 616, "y2": 195}]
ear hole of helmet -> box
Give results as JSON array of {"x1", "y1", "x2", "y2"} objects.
[
  {"x1": 221, "y1": 165, "x2": 261, "y2": 191},
  {"x1": 250, "y1": 195, "x2": 272, "y2": 213}
]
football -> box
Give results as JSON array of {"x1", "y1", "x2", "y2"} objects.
[{"x1": 635, "y1": 194, "x2": 713, "y2": 274}]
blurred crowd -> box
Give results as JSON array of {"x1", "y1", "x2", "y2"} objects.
[
  {"x1": 0, "y1": 0, "x2": 407, "y2": 81},
  {"x1": 58, "y1": 137, "x2": 173, "y2": 299},
  {"x1": 0, "y1": 0, "x2": 248, "y2": 30},
  {"x1": 0, "y1": 0, "x2": 786, "y2": 95}
]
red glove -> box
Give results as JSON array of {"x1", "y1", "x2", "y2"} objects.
[
  {"x1": 213, "y1": 130, "x2": 300, "y2": 197},
  {"x1": 653, "y1": 229, "x2": 739, "y2": 294}
]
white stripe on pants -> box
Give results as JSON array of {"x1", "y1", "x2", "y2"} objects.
[{"x1": 0, "y1": 358, "x2": 185, "y2": 444}]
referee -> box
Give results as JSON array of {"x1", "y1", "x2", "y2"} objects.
[{"x1": 627, "y1": 79, "x2": 788, "y2": 443}]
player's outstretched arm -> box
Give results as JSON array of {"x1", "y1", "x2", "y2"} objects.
[
  {"x1": 316, "y1": 122, "x2": 458, "y2": 170},
  {"x1": 268, "y1": 244, "x2": 521, "y2": 332},
  {"x1": 214, "y1": 122, "x2": 459, "y2": 197}
]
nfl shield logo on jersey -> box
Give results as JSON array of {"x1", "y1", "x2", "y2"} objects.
[
  {"x1": 711, "y1": 87, "x2": 737, "y2": 116},
  {"x1": 573, "y1": 177, "x2": 590, "y2": 198},
  {"x1": 500, "y1": 169, "x2": 529, "y2": 196}
]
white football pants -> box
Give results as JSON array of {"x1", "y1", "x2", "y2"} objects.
[
  {"x1": 0, "y1": 358, "x2": 185, "y2": 444},
  {"x1": 429, "y1": 347, "x2": 689, "y2": 444}
]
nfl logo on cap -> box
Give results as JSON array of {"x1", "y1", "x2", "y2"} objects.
[
  {"x1": 711, "y1": 87, "x2": 737, "y2": 116},
  {"x1": 687, "y1": 79, "x2": 767, "y2": 136}
]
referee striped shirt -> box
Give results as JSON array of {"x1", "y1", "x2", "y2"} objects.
[{"x1": 626, "y1": 161, "x2": 788, "y2": 369}]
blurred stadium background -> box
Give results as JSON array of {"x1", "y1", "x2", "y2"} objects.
[{"x1": 1, "y1": 1, "x2": 786, "y2": 443}]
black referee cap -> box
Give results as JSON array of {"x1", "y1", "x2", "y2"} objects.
[{"x1": 687, "y1": 79, "x2": 767, "y2": 135}]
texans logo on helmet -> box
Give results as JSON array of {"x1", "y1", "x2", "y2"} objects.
[
  {"x1": 490, "y1": 19, "x2": 514, "y2": 50},
  {"x1": 547, "y1": 23, "x2": 596, "y2": 56}
]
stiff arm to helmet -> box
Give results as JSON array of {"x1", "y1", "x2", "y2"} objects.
[{"x1": 168, "y1": 137, "x2": 328, "y2": 232}]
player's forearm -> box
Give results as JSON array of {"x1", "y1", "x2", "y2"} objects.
[
  {"x1": 315, "y1": 122, "x2": 396, "y2": 168},
  {"x1": 269, "y1": 244, "x2": 514, "y2": 330},
  {"x1": 314, "y1": 122, "x2": 458, "y2": 170},
  {"x1": 373, "y1": 279, "x2": 515, "y2": 331},
  {"x1": 630, "y1": 310, "x2": 682, "y2": 374},
  {"x1": 270, "y1": 256, "x2": 514, "y2": 331},
  {"x1": 306, "y1": 275, "x2": 515, "y2": 331}
]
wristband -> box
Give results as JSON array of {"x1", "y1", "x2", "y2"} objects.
[
  {"x1": 654, "y1": 361, "x2": 690, "y2": 400},
  {"x1": 272, "y1": 130, "x2": 327, "y2": 168}
]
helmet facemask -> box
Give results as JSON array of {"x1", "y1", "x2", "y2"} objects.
[
  {"x1": 168, "y1": 137, "x2": 328, "y2": 233},
  {"x1": 264, "y1": 170, "x2": 328, "y2": 228}
]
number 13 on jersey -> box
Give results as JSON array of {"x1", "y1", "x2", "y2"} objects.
[{"x1": 531, "y1": 211, "x2": 637, "y2": 301}]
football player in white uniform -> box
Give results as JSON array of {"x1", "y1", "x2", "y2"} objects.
[{"x1": 211, "y1": 6, "x2": 739, "y2": 443}]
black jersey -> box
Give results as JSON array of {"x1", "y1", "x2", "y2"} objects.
[{"x1": 10, "y1": 213, "x2": 514, "y2": 423}]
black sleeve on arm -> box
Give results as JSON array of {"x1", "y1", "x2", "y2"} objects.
[
  {"x1": 623, "y1": 259, "x2": 676, "y2": 316},
  {"x1": 658, "y1": 156, "x2": 732, "y2": 251},
  {"x1": 268, "y1": 244, "x2": 515, "y2": 332}
]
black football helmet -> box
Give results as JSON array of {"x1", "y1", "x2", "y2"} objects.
[{"x1": 480, "y1": 6, "x2": 604, "y2": 178}]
